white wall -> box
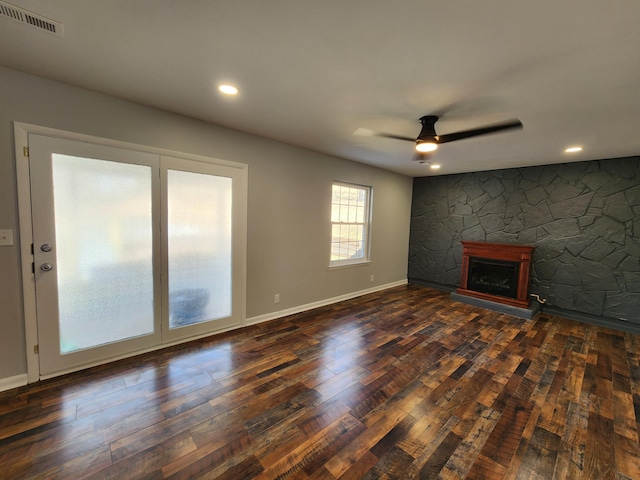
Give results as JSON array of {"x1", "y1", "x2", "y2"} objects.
[{"x1": 0, "y1": 66, "x2": 413, "y2": 382}]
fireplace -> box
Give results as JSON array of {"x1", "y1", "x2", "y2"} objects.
[{"x1": 457, "y1": 241, "x2": 535, "y2": 308}]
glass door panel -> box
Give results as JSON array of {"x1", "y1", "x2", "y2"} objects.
[
  {"x1": 52, "y1": 154, "x2": 155, "y2": 352},
  {"x1": 167, "y1": 169, "x2": 232, "y2": 328}
]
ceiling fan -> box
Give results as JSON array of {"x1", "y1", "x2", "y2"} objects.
[{"x1": 376, "y1": 115, "x2": 523, "y2": 163}]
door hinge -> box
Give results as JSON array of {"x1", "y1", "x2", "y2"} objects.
[
  {"x1": 34, "y1": 345, "x2": 39, "y2": 354},
  {"x1": 23, "y1": 146, "x2": 29, "y2": 157},
  {"x1": 32, "y1": 262, "x2": 35, "y2": 274}
]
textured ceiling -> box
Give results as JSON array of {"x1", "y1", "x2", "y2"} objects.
[{"x1": 1, "y1": 1, "x2": 639, "y2": 177}]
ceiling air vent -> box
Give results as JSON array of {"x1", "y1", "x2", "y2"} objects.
[{"x1": 0, "y1": 1, "x2": 64, "y2": 36}]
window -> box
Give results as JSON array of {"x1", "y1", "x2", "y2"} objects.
[{"x1": 330, "y1": 182, "x2": 371, "y2": 266}]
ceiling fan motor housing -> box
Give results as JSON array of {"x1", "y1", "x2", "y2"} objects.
[{"x1": 417, "y1": 115, "x2": 440, "y2": 144}]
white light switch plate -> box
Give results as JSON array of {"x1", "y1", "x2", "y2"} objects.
[{"x1": 0, "y1": 229, "x2": 14, "y2": 246}]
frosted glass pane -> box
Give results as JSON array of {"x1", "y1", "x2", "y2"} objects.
[
  {"x1": 168, "y1": 169, "x2": 232, "y2": 328},
  {"x1": 52, "y1": 154, "x2": 154, "y2": 354}
]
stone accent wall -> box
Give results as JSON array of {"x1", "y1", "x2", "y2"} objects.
[{"x1": 409, "y1": 156, "x2": 640, "y2": 324}]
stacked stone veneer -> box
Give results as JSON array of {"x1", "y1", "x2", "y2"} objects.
[{"x1": 409, "y1": 156, "x2": 640, "y2": 324}]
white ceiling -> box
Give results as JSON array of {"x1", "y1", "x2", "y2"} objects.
[{"x1": 1, "y1": 1, "x2": 640, "y2": 177}]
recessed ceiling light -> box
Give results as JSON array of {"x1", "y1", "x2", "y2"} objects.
[
  {"x1": 430, "y1": 164, "x2": 441, "y2": 170},
  {"x1": 218, "y1": 84, "x2": 239, "y2": 95},
  {"x1": 564, "y1": 146, "x2": 582, "y2": 153}
]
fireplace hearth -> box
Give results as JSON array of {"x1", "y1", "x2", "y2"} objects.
[{"x1": 456, "y1": 241, "x2": 535, "y2": 309}]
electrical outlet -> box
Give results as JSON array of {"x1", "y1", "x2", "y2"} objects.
[
  {"x1": 274, "y1": 294, "x2": 280, "y2": 304},
  {"x1": 0, "y1": 229, "x2": 13, "y2": 246},
  {"x1": 370, "y1": 274, "x2": 374, "y2": 282}
]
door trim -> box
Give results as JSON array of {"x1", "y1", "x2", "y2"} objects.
[
  {"x1": 14, "y1": 122, "x2": 247, "y2": 382},
  {"x1": 14, "y1": 123, "x2": 39, "y2": 383}
]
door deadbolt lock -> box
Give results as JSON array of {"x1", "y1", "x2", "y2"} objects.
[
  {"x1": 40, "y1": 263, "x2": 53, "y2": 272},
  {"x1": 40, "y1": 244, "x2": 52, "y2": 252}
]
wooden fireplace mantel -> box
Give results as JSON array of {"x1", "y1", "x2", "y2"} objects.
[{"x1": 457, "y1": 240, "x2": 535, "y2": 308}]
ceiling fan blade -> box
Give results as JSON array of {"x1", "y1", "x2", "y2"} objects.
[
  {"x1": 375, "y1": 132, "x2": 416, "y2": 142},
  {"x1": 438, "y1": 119, "x2": 522, "y2": 144}
]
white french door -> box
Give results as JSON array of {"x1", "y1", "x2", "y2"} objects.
[
  {"x1": 27, "y1": 133, "x2": 246, "y2": 377},
  {"x1": 161, "y1": 156, "x2": 245, "y2": 343}
]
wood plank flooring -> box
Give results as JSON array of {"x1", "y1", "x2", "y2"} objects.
[{"x1": 1, "y1": 284, "x2": 640, "y2": 479}]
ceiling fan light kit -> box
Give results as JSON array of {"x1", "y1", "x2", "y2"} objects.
[{"x1": 416, "y1": 141, "x2": 438, "y2": 153}]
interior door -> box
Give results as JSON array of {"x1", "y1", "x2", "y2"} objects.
[{"x1": 28, "y1": 134, "x2": 246, "y2": 377}]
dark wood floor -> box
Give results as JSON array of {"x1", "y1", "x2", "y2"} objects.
[{"x1": 1, "y1": 285, "x2": 639, "y2": 479}]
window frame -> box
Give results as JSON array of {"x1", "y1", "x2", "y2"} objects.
[{"x1": 329, "y1": 181, "x2": 373, "y2": 268}]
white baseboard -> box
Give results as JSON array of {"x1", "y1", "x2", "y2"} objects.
[
  {"x1": 0, "y1": 374, "x2": 28, "y2": 393},
  {"x1": 246, "y1": 279, "x2": 407, "y2": 326}
]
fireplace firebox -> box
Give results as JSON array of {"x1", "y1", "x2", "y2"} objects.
[
  {"x1": 468, "y1": 257, "x2": 519, "y2": 299},
  {"x1": 457, "y1": 241, "x2": 535, "y2": 308}
]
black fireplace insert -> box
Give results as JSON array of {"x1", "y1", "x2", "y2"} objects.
[{"x1": 467, "y1": 257, "x2": 520, "y2": 299}]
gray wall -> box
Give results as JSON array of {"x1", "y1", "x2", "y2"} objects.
[
  {"x1": 0, "y1": 66, "x2": 413, "y2": 381},
  {"x1": 409, "y1": 158, "x2": 640, "y2": 325}
]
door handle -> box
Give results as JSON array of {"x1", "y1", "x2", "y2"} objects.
[{"x1": 40, "y1": 263, "x2": 53, "y2": 272}]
